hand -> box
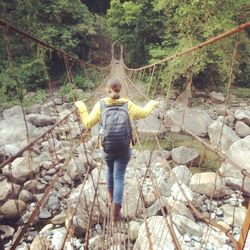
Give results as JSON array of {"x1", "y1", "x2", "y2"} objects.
[
  {"x1": 148, "y1": 100, "x2": 159, "y2": 107},
  {"x1": 74, "y1": 101, "x2": 87, "y2": 113}
]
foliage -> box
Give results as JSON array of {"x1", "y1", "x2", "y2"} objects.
[
  {"x1": 107, "y1": 0, "x2": 166, "y2": 67},
  {"x1": 151, "y1": 0, "x2": 250, "y2": 88}
]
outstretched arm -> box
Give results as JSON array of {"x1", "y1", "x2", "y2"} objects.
[
  {"x1": 128, "y1": 100, "x2": 158, "y2": 120},
  {"x1": 75, "y1": 101, "x2": 101, "y2": 129}
]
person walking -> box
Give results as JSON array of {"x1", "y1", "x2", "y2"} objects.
[{"x1": 75, "y1": 78, "x2": 158, "y2": 222}]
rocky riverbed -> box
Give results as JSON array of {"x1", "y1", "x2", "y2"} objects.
[{"x1": 0, "y1": 91, "x2": 250, "y2": 249}]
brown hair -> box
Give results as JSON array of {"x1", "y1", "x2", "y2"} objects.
[{"x1": 106, "y1": 78, "x2": 121, "y2": 100}]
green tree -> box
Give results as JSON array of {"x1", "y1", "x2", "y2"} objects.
[
  {"x1": 107, "y1": 0, "x2": 166, "y2": 67},
  {"x1": 152, "y1": 0, "x2": 250, "y2": 88}
]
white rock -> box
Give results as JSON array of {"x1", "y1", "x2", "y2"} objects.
[
  {"x1": 235, "y1": 109, "x2": 250, "y2": 125},
  {"x1": 208, "y1": 120, "x2": 240, "y2": 152},
  {"x1": 219, "y1": 136, "x2": 250, "y2": 194},
  {"x1": 220, "y1": 204, "x2": 247, "y2": 228},
  {"x1": 171, "y1": 146, "x2": 199, "y2": 166},
  {"x1": 134, "y1": 216, "x2": 186, "y2": 250},
  {"x1": 171, "y1": 183, "x2": 193, "y2": 203},
  {"x1": 235, "y1": 121, "x2": 250, "y2": 138},
  {"x1": 172, "y1": 165, "x2": 192, "y2": 186},
  {"x1": 167, "y1": 108, "x2": 213, "y2": 137},
  {"x1": 2, "y1": 156, "x2": 39, "y2": 184},
  {"x1": 189, "y1": 172, "x2": 227, "y2": 198}
]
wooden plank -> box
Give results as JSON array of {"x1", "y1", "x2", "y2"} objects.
[{"x1": 238, "y1": 202, "x2": 250, "y2": 249}]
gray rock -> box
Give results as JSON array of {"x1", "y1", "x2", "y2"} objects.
[
  {"x1": 173, "y1": 214, "x2": 203, "y2": 237},
  {"x1": 23, "y1": 180, "x2": 46, "y2": 193},
  {"x1": 166, "y1": 108, "x2": 213, "y2": 137},
  {"x1": 0, "y1": 118, "x2": 38, "y2": 147},
  {"x1": 25, "y1": 104, "x2": 42, "y2": 114},
  {"x1": 3, "y1": 106, "x2": 23, "y2": 119},
  {"x1": 18, "y1": 190, "x2": 34, "y2": 203},
  {"x1": 208, "y1": 120, "x2": 240, "y2": 152},
  {"x1": 235, "y1": 109, "x2": 250, "y2": 125},
  {"x1": 172, "y1": 165, "x2": 192, "y2": 186},
  {"x1": 66, "y1": 167, "x2": 108, "y2": 233},
  {"x1": 189, "y1": 172, "x2": 227, "y2": 198},
  {"x1": 47, "y1": 195, "x2": 60, "y2": 211},
  {"x1": 170, "y1": 183, "x2": 193, "y2": 203},
  {"x1": 39, "y1": 208, "x2": 52, "y2": 219},
  {"x1": 128, "y1": 221, "x2": 142, "y2": 241},
  {"x1": 167, "y1": 197, "x2": 194, "y2": 220},
  {"x1": 2, "y1": 156, "x2": 39, "y2": 184},
  {"x1": 26, "y1": 113, "x2": 57, "y2": 127},
  {"x1": 220, "y1": 204, "x2": 246, "y2": 228},
  {"x1": 134, "y1": 216, "x2": 183, "y2": 250},
  {"x1": 0, "y1": 199, "x2": 27, "y2": 220},
  {"x1": 0, "y1": 225, "x2": 15, "y2": 240},
  {"x1": 145, "y1": 196, "x2": 168, "y2": 217},
  {"x1": 2, "y1": 144, "x2": 20, "y2": 156},
  {"x1": 51, "y1": 212, "x2": 66, "y2": 225},
  {"x1": 171, "y1": 146, "x2": 199, "y2": 166},
  {"x1": 219, "y1": 135, "x2": 250, "y2": 194},
  {"x1": 30, "y1": 234, "x2": 50, "y2": 250},
  {"x1": 235, "y1": 121, "x2": 250, "y2": 138},
  {"x1": 0, "y1": 178, "x2": 13, "y2": 203},
  {"x1": 41, "y1": 101, "x2": 56, "y2": 116},
  {"x1": 209, "y1": 92, "x2": 225, "y2": 104}
]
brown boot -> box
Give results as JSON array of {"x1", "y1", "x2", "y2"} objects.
[{"x1": 112, "y1": 203, "x2": 122, "y2": 222}]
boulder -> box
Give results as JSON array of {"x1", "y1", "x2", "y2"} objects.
[
  {"x1": 170, "y1": 183, "x2": 193, "y2": 203},
  {"x1": 18, "y1": 190, "x2": 34, "y2": 203},
  {"x1": 128, "y1": 221, "x2": 142, "y2": 241},
  {"x1": 189, "y1": 172, "x2": 227, "y2": 198},
  {"x1": 0, "y1": 225, "x2": 15, "y2": 240},
  {"x1": 171, "y1": 146, "x2": 199, "y2": 166},
  {"x1": 30, "y1": 234, "x2": 50, "y2": 250},
  {"x1": 166, "y1": 108, "x2": 213, "y2": 137},
  {"x1": 220, "y1": 204, "x2": 246, "y2": 228},
  {"x1": 51, "y1": 212, "x2": 66, "y2": 225},
  {"x1": 208, "y1": 120, "x2": 240, "y2": 152},
  {"x1": 209, "y1": 91, "x2": 225, "y2": 104},
  {"x1": 66, "y1": 156, "x2": 87, "y2": 182},
  {"x1": 3, "y1": 106, "x2": 23, "y2": 119},
  {"x1": 172, "y1": 214, "x2": 203, "y2": 237},
  {"x1": 235, "y1": 121, "x2": 250, "y2": 138},
  {"x1": 41, "y1": 101, "x2": 56, "y2": 116},
  {"x1": 122, "y1": 178, "x2": 144, "y2": 218},
  {"x1": 134, "y1": 216, "x2": 185, "y2": 250},
  {"x1": 2, "y1": 156, "x2": 39, "y2": 184},
  {"x1": 23, "y1": 180, "x2": 46, "y2": 193},
  {"x1": 172, "y1": 165, "x2": 192, "y2": 186},
  {"x1": 137, "y1": 101, "x2": 166, "y2": 136},
  {"x1": 0, "y1": 199, "x2": 27, "y2": 220},
  {"x1": 66, "y1": 167, "x2": 108, "y2": 234},
  {"x1": 145, "y1": 196, "x2": 168, "y2": 217},
  {"x1": 219, "y1": 136, "x2": 250, "y2": 194},
  {"x1": 167, "y1": 197, "x2": 194, "y2": 220},
  {"x1": 25, "y1": 104, "x2": 42, "y2": 114},
  {"x1": 0, "y1": 178, "x2": 13, "y2": 203},
  {"x1": 26, "y1": 114, "x2": 57, "y2": 127},
  {"x1": 0, "y1": 117, "x2": 38, "y2": 147},
  {"x1": 235, "y1": 109, "x2": 250, "y2": 125},
  {"x1": 2, "y1": 144, "x2": 20, "y2": 157}
]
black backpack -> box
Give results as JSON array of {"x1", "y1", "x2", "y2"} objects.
[{"x1": 99, "y1": 101, "x2": 132, "y2": 154}]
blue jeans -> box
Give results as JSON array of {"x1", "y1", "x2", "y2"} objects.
[{"x1": 103, "y1": 150, "x2": 132, "y2": 204}]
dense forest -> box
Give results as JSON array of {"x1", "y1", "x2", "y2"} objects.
[{"x1": 0, "y1": 0, "x2": 249, "y2": 108}]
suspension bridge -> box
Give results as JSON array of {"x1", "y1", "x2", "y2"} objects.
[{"x1": 0, "y1": 19, "x2": 250, "y2": 250}]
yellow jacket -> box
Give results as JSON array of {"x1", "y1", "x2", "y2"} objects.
[{"x1": 75, "y1": 97, "x2": 158, "y2": 129}]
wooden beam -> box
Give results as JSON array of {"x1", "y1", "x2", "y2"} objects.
[{"x1": 238, "y1": 202, "x2": 250, "y2": 249}]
